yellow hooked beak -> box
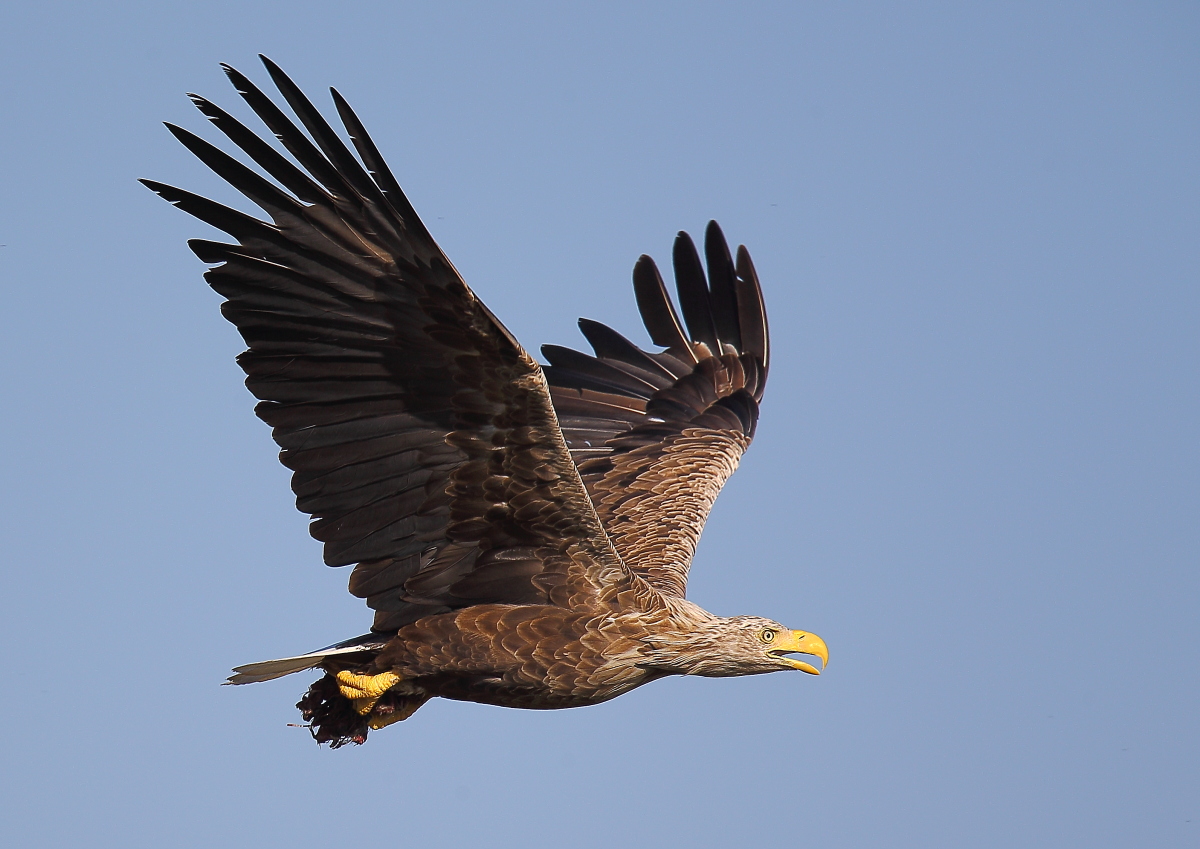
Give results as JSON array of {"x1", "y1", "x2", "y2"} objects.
[{"x1": 769, "y1": 630, "x2": 829, "y2": 675}]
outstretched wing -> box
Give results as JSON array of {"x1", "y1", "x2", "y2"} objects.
[
  {"x1": 144, "y1": 57, "x2": 638, "y2": 631},
  {"x1": 542, "y1": 222, "x2": 768, "y2": 598}
]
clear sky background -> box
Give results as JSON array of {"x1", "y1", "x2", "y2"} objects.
[{"x1": 1, "y1": 2, "x2": 1196, "y2": 847}]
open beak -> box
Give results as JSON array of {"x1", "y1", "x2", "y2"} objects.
[{"x1": 769, "y1": 630, "x2": 829, "y2": 675}]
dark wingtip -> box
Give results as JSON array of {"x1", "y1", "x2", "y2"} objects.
[
  {"x1": 672, "y1": 229, "x2": 719, "y2": 352},
  {"x1": 138, "y1": 178, "x2": 192, "y2": 210},
  {"x1": 258, "y1": 55, "x2": 294, "y2": 97},
  {"x1": 139, "y1": 177, "x2": 173, "y2": 197},
  {"x1": 258, "y1": 54, "x2": 289, "y2": 86},
  {"x1": 703, "y1": 219, "x2": 742, "y2": 351},
  {"x1": 220, "y1": 62, "x2": 254, "y2": 94},
  {"x1": 185, "y1": 93, "x2": 219, "y2": 123},
  {"x1": 633, "y1": 253, "x2": 693, "y2": 357},
  {"x1": 734, "y1": 243, "x2": 769, "y2": 371}
]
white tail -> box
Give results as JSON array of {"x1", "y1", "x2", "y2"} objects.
[{"x1": 225, "y1": 635, "x2": 387, "y2": 685}]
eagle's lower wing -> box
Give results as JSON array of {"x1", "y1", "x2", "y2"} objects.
[
  {"x1": 543, "y1": 222, "x2": 769, "y2": 598},
  {"x1": 144, "y1": 58, "x2": 636, "y2": 630}
]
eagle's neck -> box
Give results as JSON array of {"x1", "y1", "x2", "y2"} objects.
[{"x1": 636, "y1": 601, "x2": 743, "y2": 677}]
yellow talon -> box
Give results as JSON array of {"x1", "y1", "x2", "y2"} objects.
[
  {"x1": 336, "y1": 670, "x2": 401, "y2": 699},
  {"x1": 336, "y1": 670, "x2": 401, "y2": 714}
]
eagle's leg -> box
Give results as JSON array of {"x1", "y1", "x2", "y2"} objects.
[{"x1": 336, "y1": 670, "x2": 401, "y2": 715}]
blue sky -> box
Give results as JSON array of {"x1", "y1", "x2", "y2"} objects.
[{"x1": 1, "y1": 2, "x2": 1196, "y2": 847}]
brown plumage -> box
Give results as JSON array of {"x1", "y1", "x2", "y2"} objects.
[{"x1": 146, "y1": 57, "x2": 827, "y2": 747}]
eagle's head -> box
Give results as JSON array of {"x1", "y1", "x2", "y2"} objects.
[{"x1": 643, "y1": 613, "x2": 829, "y2": 678}]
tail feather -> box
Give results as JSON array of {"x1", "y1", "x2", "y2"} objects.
[{"x1": 225, "y1": 634, "x2": 388, "y2": 684}]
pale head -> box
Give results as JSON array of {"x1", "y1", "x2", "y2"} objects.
[{"x1": 643, "y1": 614, "x2": 828, "y2": 678}]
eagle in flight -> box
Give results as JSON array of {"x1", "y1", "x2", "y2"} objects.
[{"x1": 145, "y1": 57, "x2": 828, "y2": 747}]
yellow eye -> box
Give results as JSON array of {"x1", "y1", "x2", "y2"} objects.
[{"x1": 760, "y1": 629, "x2": 776, "y2": 643}]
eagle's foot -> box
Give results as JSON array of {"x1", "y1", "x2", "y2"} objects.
[{"x1": 336, "y1": 670, "x2": 401, "y2": 715}]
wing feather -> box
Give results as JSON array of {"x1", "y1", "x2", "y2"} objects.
[
  {"x1": 632, "y1": 255, "x2": 697, "y2": 361},
  {"x1": 545, "y1": 223, "x2": 769, "y2": 598},
  {"x1": 672, "y1": 230, "x2": 720, "y2": 353},
  {"x1": 148, "y1": 58, "x2": 646, "y2": 631}
]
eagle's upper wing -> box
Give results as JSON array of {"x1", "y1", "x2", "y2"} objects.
[
  {"x1": 543, "y1": 222, "x2": 769, "y2": 599},
  {"x1": 144, "y1": 58, "x2": 639, "y2": 631}
]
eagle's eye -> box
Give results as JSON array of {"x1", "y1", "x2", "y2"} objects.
[{"x1": 759, "y1": 628, "x2": 776, "y2": 643}]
